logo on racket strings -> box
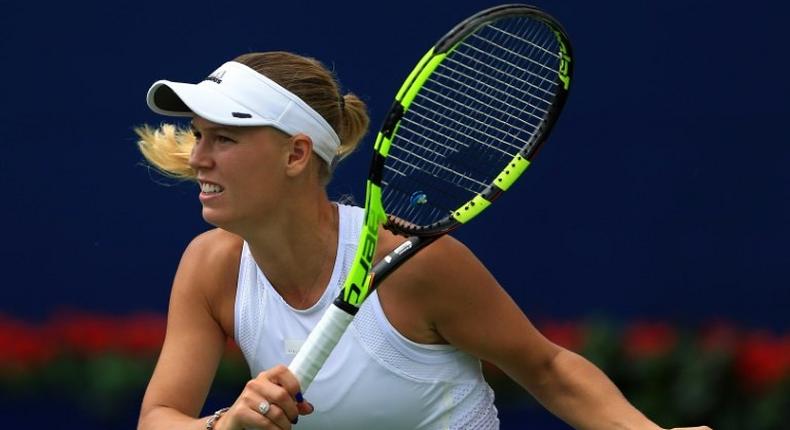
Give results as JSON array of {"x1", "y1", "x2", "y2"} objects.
[{"x1": 410, "y1": 191, "x2": 428, "y2": 207}]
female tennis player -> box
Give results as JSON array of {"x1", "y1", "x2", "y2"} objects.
[{"x1": 135, "y1": 51, "x2": 711, "y2": 430}]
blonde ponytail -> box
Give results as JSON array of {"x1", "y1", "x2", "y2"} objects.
[{"x1": 135, "y1": 123, "x2": 196, "y2": 180}]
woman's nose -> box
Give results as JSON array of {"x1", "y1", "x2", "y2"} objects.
[{"x1": 188, "y1": 139, "x2": 214, "y2": 170}]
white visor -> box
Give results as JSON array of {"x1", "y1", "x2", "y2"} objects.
[{"x1": 146, "y1": 61, "x2": 340, "y2": 164}]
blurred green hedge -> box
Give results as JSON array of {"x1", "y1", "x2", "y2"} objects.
[{"x1": 1, "y1": 312, "x2": 787, "y2": 429}]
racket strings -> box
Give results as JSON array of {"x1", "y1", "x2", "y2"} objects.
[
  {"x1": 487, "y1": 23, "x2": 562, "y2": 60},
  {"x1": 386, "y1": 142, "x2": 488, "y2": 189},
  {"x1": 468, "y1": 30, "x2": 560, "y2": 84},
  {"x1": 442, "y1": 53, "x2": 555, "y2": 103},
  {"x1": 416, "y1": 84, "x2": 540, "y2": 149},
  {"x1": 398, "y1": 105, "x2": 523, "y2": 179},
  {"x1": 409, "y1": 93, "x2": 526, "y2": 155},
  {"x1": 383, "y1": 16, "x2": 562, "y2": 227}
]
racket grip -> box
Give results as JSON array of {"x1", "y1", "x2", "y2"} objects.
[{"x1": 288, "y1": 303, "x2": 355, "y2": 392}]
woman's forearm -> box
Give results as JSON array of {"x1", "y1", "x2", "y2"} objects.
[
  {"x1": 526, "y1": 348, "x2": 662, "y2": 430},
  {"x1": 138, "y1": 405, "x2": 208, "y2": 430}
]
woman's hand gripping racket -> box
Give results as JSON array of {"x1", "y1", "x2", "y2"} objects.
[{"x1": 289, "y1": 4, "x2": 573, "y2": 392}]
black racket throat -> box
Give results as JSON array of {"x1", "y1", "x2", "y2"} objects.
[
  {"x1": 364, "y1": 234, "x2": 441, "y2": 307},
  {"x1": 332, "y1": 234, "x2": 437, "y2": 316}
]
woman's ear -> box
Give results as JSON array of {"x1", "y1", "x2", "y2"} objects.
[{"x1": 284, "y1": 133, "x2": 313, "y2": 177}]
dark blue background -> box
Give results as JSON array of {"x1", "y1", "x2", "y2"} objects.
[{"x1": 0, "y1": 0, "x2": 787, "y2": 427}]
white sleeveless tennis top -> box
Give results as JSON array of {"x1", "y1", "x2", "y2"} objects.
[{"x1": 234, "y1": 204, "x2": 499, "y2": 430}]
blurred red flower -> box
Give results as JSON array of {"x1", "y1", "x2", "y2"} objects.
[
  {"x1": 624, "y1": 322, "x2": 678, "y2": 359},
  {"x1": 735, "y1": 331, "x2": 790, "y2": 392},
  {"x1": 698, "y1": 321, "x2": 740, "y2": 353},
  {"x1": 0, "y1": 314, "x2": 56, "y2": 369},
  {"x1": 539, "y1": 320, "x2": 584, "y2": 352},
  {"x1": 48, "y1": 311, "x2": 165, "y2": 356},
  {"x1": 116, "y1": 313, "x2": 166, "y2": 355}
]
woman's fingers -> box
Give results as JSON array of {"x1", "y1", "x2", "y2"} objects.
[
  {"x1": 297, "y1": 399, "x2": 314, "y2": 415},
  {"x1": 251, "y1": 399, "x2": 293, "y2": 429},
  {"x1": 233, "y1": 402, "x2": 290, "y2": 430},
  {"x1": 263, "y1": 365, "x2": 302, "y2": 397},
  {"x1": 254, "y1": 366, "x2": 301, "y2": 421},
  {"x1": 219, "y1": 364, "x2": 311, "y2": 429}
]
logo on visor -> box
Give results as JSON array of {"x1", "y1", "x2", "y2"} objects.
[{"x1": 204, "y1": 69, "x2": 226, "y2": 84}]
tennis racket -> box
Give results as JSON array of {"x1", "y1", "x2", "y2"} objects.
[{"x1": 289, "y1": 3, "x2": 573, "y2": 392}]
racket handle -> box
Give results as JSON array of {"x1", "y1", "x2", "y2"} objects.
[{"x1": 288, "y1": 303, "x2": 354, "y2": 392}]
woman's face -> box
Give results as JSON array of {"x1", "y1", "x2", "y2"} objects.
[{"x1": 188, "y1": 116, "x2": 291, "y2": 230}]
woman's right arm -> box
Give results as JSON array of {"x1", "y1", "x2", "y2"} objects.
[
  {"x1": 137, "y1": 230, "x2": 310, "y2": 430},
  {"x1": 137, "y1": 230, "x2": 239, "y2": 430}
]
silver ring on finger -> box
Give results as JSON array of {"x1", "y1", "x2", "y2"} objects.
[{"x1": 257, "y1": 399, "x2": 271, "y2": 416}]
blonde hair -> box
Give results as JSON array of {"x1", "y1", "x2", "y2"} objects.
[{"x1": 135, "y1": 51, "x2": 370, "y2": 183}]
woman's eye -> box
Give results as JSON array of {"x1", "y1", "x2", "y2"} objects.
[
  {"x1": 192, "y1": 131, "x2": 202, "y2": 141},
  {"x1": 216, "y1": 135, "x2": 235, "y2": 144}
]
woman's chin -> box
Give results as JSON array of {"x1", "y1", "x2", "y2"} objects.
[{"x1": 201, "y1": 208, "x2": 232, "y2": 228}]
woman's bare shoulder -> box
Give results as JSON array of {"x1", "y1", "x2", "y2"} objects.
[
  {"x1": 374, "y1": 229, "x2": 489, "y2": 343},
  {"x1": 185, "y1": 228, "x2": 244, "y2": 257},
  {"x1": 177, "y1": 228, "x2": 244, "y2": 289}
]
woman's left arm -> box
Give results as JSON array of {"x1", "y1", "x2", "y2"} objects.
[{"x1": 416, "y1": 236, "x2": 710, "y2": 430}]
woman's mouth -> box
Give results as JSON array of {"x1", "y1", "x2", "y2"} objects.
[{"x1": 199, "y1": 181, "x2": 225, "y2": 195}]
